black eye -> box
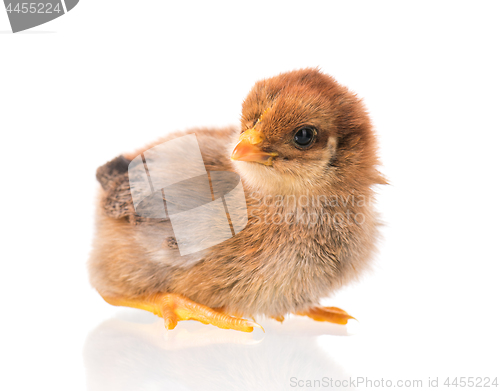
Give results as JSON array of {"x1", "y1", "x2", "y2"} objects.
[{"x1": 293, "y1": 127, "x2": 316, "y2": 148}]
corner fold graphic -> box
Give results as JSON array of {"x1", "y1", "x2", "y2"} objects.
[
  {"x1": 64, "y1": 0, "x2": 78, "y2": 11},
  {"x1": 3, "y1": 0, "x2": 79, "y2": 33}
]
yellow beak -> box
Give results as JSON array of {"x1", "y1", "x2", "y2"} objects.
[{"x1": 230, "y1": 128, "x2": 278, "y2": 166}]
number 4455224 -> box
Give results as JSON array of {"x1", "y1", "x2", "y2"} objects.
[
  {"x1": 444, "y1": 377, "x2": 498, "y2": 387},
  {"x1": 6, "y1": 3, "x2": 62, "y2": 14}
]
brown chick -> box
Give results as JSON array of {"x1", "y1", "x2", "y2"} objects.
[{"x1": 89, "y1": 68, "x2": 386, "y2": 332}]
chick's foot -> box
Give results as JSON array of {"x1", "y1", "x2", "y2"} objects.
[
  {"x1": 99, "y1": 292, "x2": 263, "y2": 333},
  {"x1": 296, "y1": 306, "x2": 355, "y2": 325}
]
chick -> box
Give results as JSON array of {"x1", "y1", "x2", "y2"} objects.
[{"x1": 89, "y1": 68, "x2": 386, "y2": 332}]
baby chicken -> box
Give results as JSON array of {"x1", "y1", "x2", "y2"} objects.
[{"x1": 89, "y1": 68, "x2": 385, "y2": 332}]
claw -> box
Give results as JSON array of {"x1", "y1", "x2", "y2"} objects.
[{"x1": 246, "y1": 320, "x2": 265, "y2": 333}]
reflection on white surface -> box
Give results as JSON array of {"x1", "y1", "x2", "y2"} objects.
[{"x1": 84, "y1": 310, "x2": 352, "y2": 391}]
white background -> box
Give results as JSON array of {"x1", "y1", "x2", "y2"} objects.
[{"x1": 1, "y1": 1, "x2": 499, "y2": 390}]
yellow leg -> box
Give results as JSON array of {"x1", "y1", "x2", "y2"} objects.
[
  {"x1": 99, "y1": 291, "x2": 264, "y2": 333},
  {"x1": 296, "y1": 306, "x2": 355, "y2": 325}
]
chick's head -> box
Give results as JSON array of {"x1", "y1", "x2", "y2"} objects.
[{"x1": 231, "y1": 68, "x2": 384, "y2": 195}]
